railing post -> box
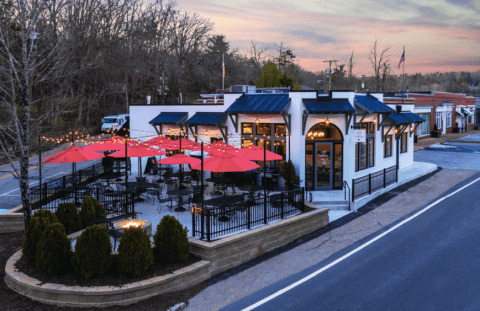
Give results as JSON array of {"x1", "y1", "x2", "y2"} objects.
[
  {"x1": 264, "y1": 193, "x2": 267, "y2": 225},
  {"x1": 131, "y1": 193, "x2": 135, "y2": 219},
  {"x1": 96, "y1": 187, "x2": 99, "y2": 201},
  {"x1": 281, "y1": 192, "x2": 284, "y2": 219},
  {"x1": 43, "y1": 182, "x2": 47, "y2": 203},
  {"x1": 368, "y1": 174, "x2": 372, "y2": 195},
  {"x1": 247, "y1": 203, "x2": 251, "y2": 230},
  {"x1": 396, "y1": 167, "x2": 398, "y2": 183},
  {"x1": 384, "y1": 168, "x2": 386, "y2": 188},
  {"x1": 206, "y1": 209, "x2": 211, "y2": 242},
  {"x1": 301, "y1": 187, "x2": 305, "y2": 212},
  {"x1": 192, "y1": 208, "x2": 196, "y2": 237},
  {"x1": 352, "y1": 179, "x2": 355, "y2": 202},
  {"x1": 201, "y1": 209, "x2": 205, "y2": 240}
]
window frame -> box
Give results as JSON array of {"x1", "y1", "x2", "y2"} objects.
[
  {"x1": 241, "y1": 123, "x2": 253, "y2": 135},
  {"x1": 400, "y1": 132, "x2": 408, "y2": 154},
  {"x1": 255, "y1": 123, "x2": 272, "y2": 136},
  {"x1": 384, "y1": 134, "x2": 393, "y2": 158},
  {"x1": 355, "y1": 129, "x2": 375, "y2": 172},
  {"x1": 436, "y1": 112, "x2": 442, "y2": 130},
  {"x1": 274, "y1": 124, "x2": 287, "y2": 137},
  {"x1": 446, "y1": 112, "x2": 452, "y2": 128}
]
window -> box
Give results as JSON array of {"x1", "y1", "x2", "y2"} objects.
[
  {"x1": 468, "y1": 115, "x2": 474, "y2": 124},
  {"x1": 368, "y1": 138, "x2": 374, "y2": 167},
  {"x1": 436, "y1": 112, "x2": 442, "y2": 129},
  {"x1": 210, "y1": 137, "x2": 223, "y2": 144},
  {"x1": 369, "y1": 122, "x2": 376, "y2": 133},
  {"x1": 355, "y1": 134, "x2": 375, "y2": 171},
  {"x1": 384, "y1": 135, "x2": 392, "y2": 158},
  {"x1": 256, "y1": 123, "x2": 271, "y2": 135},
  {"x1": 275, "y1": 124, "x2": 287, "y2": 136},
  {"x1": 400, "y1": 132, "x2": 408, "y2": 153},
  {"x1": 242, "y1": 123, "x2": 253, "y2": 135},
  {"x1": 447, "y1": 112, "x2": 452, "y2": 128},
  {"x1": 242, "y1": 139, "x2": 253, "y2": 148},
  {"x1": 417, "y1": 113, "x2": 430, "y2": 136}
]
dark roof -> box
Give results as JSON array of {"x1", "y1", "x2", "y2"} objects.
[
  {"x1": 386, "y1": 113, "x2": 413, "y2": 125},
  {"x1": 302, "y1": 98, "x2": 355, "y2": 114},
  {"x1": 149, "y1": 112, "x2": 188, "y2": 124},
  {"x1": 355, "y1": 95, "x2": 395, "y2": 113},
  {"x1": 226, "y1": 94, "x2": 290, "y2": 114},
  {"x1": 185, "y1": 112, "x2": 227, "y2": 126},
  {"x1": 401, "y1": 112, "x2": 425, "y2": 123}
]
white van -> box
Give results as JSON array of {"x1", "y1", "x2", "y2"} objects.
[{"x1": 101, "y1": 114, "x2": 129, "y2": 133}]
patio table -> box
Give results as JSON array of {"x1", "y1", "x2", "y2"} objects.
[
  {"x1": 203, "y1": 195, "x2": 245, "y2": 222},
  {"x1": 238, "y1": 184, "x2": 263, "y2": 201},
  {"x1": 120, "y1": 182, "x2": 159, "y2": 201},
  {"x1": 206, "y1": 177, "x2": 232, "y2": 196},
  {"x1": 167, "y1": 189, "x2": 193, "y2": 212}
]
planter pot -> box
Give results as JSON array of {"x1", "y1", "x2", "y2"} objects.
[
  {"x1": 453, "y1": 127, "x2": 459, "y2": 133},
  {"x1": 431, "y1": 131, "x2": 441, "y2": 138}
]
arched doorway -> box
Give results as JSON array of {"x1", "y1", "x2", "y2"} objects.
[{"x1": 305, "y1": 123, "x2": 343, "y2": 190}]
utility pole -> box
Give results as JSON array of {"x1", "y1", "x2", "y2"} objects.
[{"x1": 323, "y1": 59, "x2": 338, "y2": 91}]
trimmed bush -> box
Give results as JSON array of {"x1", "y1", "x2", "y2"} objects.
[
  {"x1": 281, "y1": 160, "x2": 297, "y2": 186},
  {"x1": 153, "y1": 215, "x2": 189, "y2": 263},
  {"x1": 117, "y1": 228, "x2": 153, "y2": 278},
  {"x1": 80, "y1": 196, "x2": 106, "y2": 227},
  {"x1": 22, "y1": 210, "x2": 59, "y2": 264},
  {"x1": 72, "y1": 224, "x2": 112, "y2": 280},
  {"x1": 35, "y1": 223, "x2": 72, "y2": 275},
  {"x1": 55, "y1": 203, "x2": 82, "y2": 234}
]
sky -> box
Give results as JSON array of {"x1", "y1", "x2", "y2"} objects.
[{"x1": 178, "y1": 0, "x2": 480, "y2": 76}]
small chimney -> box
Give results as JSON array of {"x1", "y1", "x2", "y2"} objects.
[
  {"x1": 396, "y1": 105, "x2": 402, "y2": 113},
  {"x1": 146, "y1": 95, "x2": 151, "y2": 105}
]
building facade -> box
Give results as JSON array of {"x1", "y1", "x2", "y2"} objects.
[{"x1": 130, "y1": 88, "x2": 424, "y2": 192}]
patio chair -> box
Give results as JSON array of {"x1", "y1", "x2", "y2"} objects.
[
  {"x1": 182, "y1": 175, "x2": 193, "y2": 189},
  {"x1": 147, "y1": 184, "x2": 162, "y2": 204}
]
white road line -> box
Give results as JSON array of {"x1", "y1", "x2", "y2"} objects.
[
  {"x1": 242, "y1": 176, "x2": 480, "y2": 311},
  {"x1": 0, "y1": 172, "x2": 66, "y2": 197}
]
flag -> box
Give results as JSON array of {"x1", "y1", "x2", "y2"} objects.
[{"x1": 398, "y1": 50, "x2": 405, "y2": 69}]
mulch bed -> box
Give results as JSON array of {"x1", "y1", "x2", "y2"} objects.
[
  {"x1": 0, "y1": 232, "x2": 210, "y2": 310},
  {"x1": 16, "y1": 252, "x2": 201, "y2": 287}
]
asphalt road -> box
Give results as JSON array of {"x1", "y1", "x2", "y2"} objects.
[
  {"x1": 0, "y1": 152, "x2": 102, "y2": 210},
  {"x1": 223, "y1": 172, "x2": 480, "y2": 311}
]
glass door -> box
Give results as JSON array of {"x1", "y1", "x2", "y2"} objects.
[{"x1": 316, "y1": 143, "x2": 332, "y2": 189}]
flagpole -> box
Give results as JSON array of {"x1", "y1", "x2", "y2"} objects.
[
  {"x1": 222, "y1": 53, "x2": 225, "y2": 90},
  {"x1": 402, "y1": 46, "x2": 405, "y2": 105}
]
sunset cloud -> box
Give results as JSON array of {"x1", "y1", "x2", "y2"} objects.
[{"x1": 178, "y1": 0, "x2": 480, "y2": 74}]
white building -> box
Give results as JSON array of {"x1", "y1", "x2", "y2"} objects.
[{"x1": 129, "y1": 87, "x2": 425, "y2": 201}]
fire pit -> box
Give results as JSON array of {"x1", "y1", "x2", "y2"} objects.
[{"x1": 114, "y1": 219, "x2": 152, "y2": 236}]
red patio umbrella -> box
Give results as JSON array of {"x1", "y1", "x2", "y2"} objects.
[
  {"x1": 83, "y1": 138, "x2": 138, "y2": 152},
  {"x1": 44, "y1": 145, "x2": 105, "y2": 190},
  {"x1": 163, "y1": 138, "x2": 201, "y2": 151},
  {"x1": 108, "y1": 143, "x2": 167, "y2": 179},
  {"x1": 202, "y1": 141, "x2": 238, "y2": 152},
  {"x1": 143, "y1": 136, "x2": 175, "y2": 148},
  {"x1": 191, "y1": 150, "x2": 259, "y2": 172},
  {"x1": 231, "y1": 145, "x2": 283, "y2": 161}
]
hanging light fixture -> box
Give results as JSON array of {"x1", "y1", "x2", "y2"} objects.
[
  {"x1": 325, "y1": 116, "x2": 330, "y2": 126},
  {"x1": 255, "y1": 115, "x2": 259, "y2": 124}
]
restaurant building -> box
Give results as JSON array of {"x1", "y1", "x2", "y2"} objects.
[{"x1": 129, "y1": 87, "x2": 424, "y2": 193}]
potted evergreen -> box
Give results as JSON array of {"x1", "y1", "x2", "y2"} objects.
[
  {"x1": 431, "y1": 123, "x2": 441, "y2": 137},
  {"x1": 453, "y1": 122, "x2": 459, "y2": 133}
]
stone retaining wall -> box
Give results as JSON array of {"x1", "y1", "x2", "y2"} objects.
[
  {"x1": 188, "y1": 204, "x2": 329, "y2": 275},
  {"x1": 5, "y1": 250, "x2": 212, "y2": 308},
  {"x1": 0, "y1": 205, "x2": 24, "y2": 233},
  {"x1": 5, "y1": 204, "x2": 329, "y2": 307}
]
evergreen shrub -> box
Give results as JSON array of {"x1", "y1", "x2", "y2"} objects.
[
  {"x1": 281, "y1": 160, "x2": 297, "y2": 186},
  {"x1": 72, "y1": 224, "x2": 112, "y2": 279},
  {"x1": 55, "y1": 203, "x2": 82, "y2": 234},
  {"x1": 35, "y1": 223, "x2": 72, "y2": 275},
  {"x1": 153, "y1": 215, "x2": 189, "y2": 263},
  {"x1": 117, "y1": 228, "x2": 153, "y2": 277},
  {"x1": 22, "y1": 210, "x2": 59, "y2": 264},
  {"x1": 79, "y1": 196, "x2": 106, "y2": 227}
]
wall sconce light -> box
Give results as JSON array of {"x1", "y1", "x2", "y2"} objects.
[
  {"x1": 395, "y1": 128, "x2": 398, "y2": 134},
  {"x1": 325, "y1": 116, "x2": 330, "y2": 126},
  {"x1": 255, "y1": 116, "x2": 259, "y2": 124},
  {"x1": 373, "y1": 118, "x2": 377, "y2": 123},
  {"x1": 410, "y1": 126, "x2": 414, "y2": 131}
]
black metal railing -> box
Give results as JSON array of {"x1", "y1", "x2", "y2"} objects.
[
  {"x1": 31, "y1": 162, "x2": 104, "y2": 192},
  {"x1": 192, "y1": 187, "x2": 304, "y2": 241},
  {"x1": 352, "y1": 166, "x2": 397, "y2": 202}
]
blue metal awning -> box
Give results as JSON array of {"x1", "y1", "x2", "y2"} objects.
[
  {"x1": 185, "y1": 112, "x2": 227, "y2": 126},
  {"x1": 149, "y1": 112, "x2": 188, "y2": 125},
  {"x1": 226, "y1": 94, "x2": 290, "y2": 114},
  {"x1": 386, "y1": 113, "x2": 413, "y2": 125},
  {"x1": 355, "y1": 95, "x2": 395, "y2": 113},
  {"x1": 401, "y1": 112, "x2": 425, "y2": 123},
  {"x1": 302, "y1": 98, "x2": 355, "y2": 114}
]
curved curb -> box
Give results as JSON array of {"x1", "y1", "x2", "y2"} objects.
[{"x1": 5, "y1": 250, "x2": 211, "y2": 307}]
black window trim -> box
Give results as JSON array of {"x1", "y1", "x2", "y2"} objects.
[{"x1": 241, "y1": 122, "x2": 253, "y2": 135}]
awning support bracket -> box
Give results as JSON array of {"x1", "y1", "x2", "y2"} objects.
[
  {"x1": 281, "y1": 112, "x2": 291, "y2": 133},
  {"x1": 219, "y1": 126, "x2": 228, "y2": 143},
  {"x1": 228, "y1": 113, "x2": 239, "y2": 133},
  {"x1": 345, "y1": 113, "x2": 353, "y2": 135},
  {"x1": 410, "y1": 123, "x2": 420, "y2": 137},
  {"x1": 383, "y1": 124, "x2": 395, "y2": 142},
  {"x1": 302, "y1": 110, "x2": 309, "y2": 135}
]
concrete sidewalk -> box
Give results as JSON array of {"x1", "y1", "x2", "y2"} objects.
[
  {"x1": 414, "y1": 129, "x2": 480, "y2": 152},
  {"x1": 185, "y1": 168, "x2": 479, "y2": 311}
]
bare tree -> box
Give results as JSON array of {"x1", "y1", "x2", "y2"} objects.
[{"x1": 368, "y1": 39, "x2": 391, "y2": 92}]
